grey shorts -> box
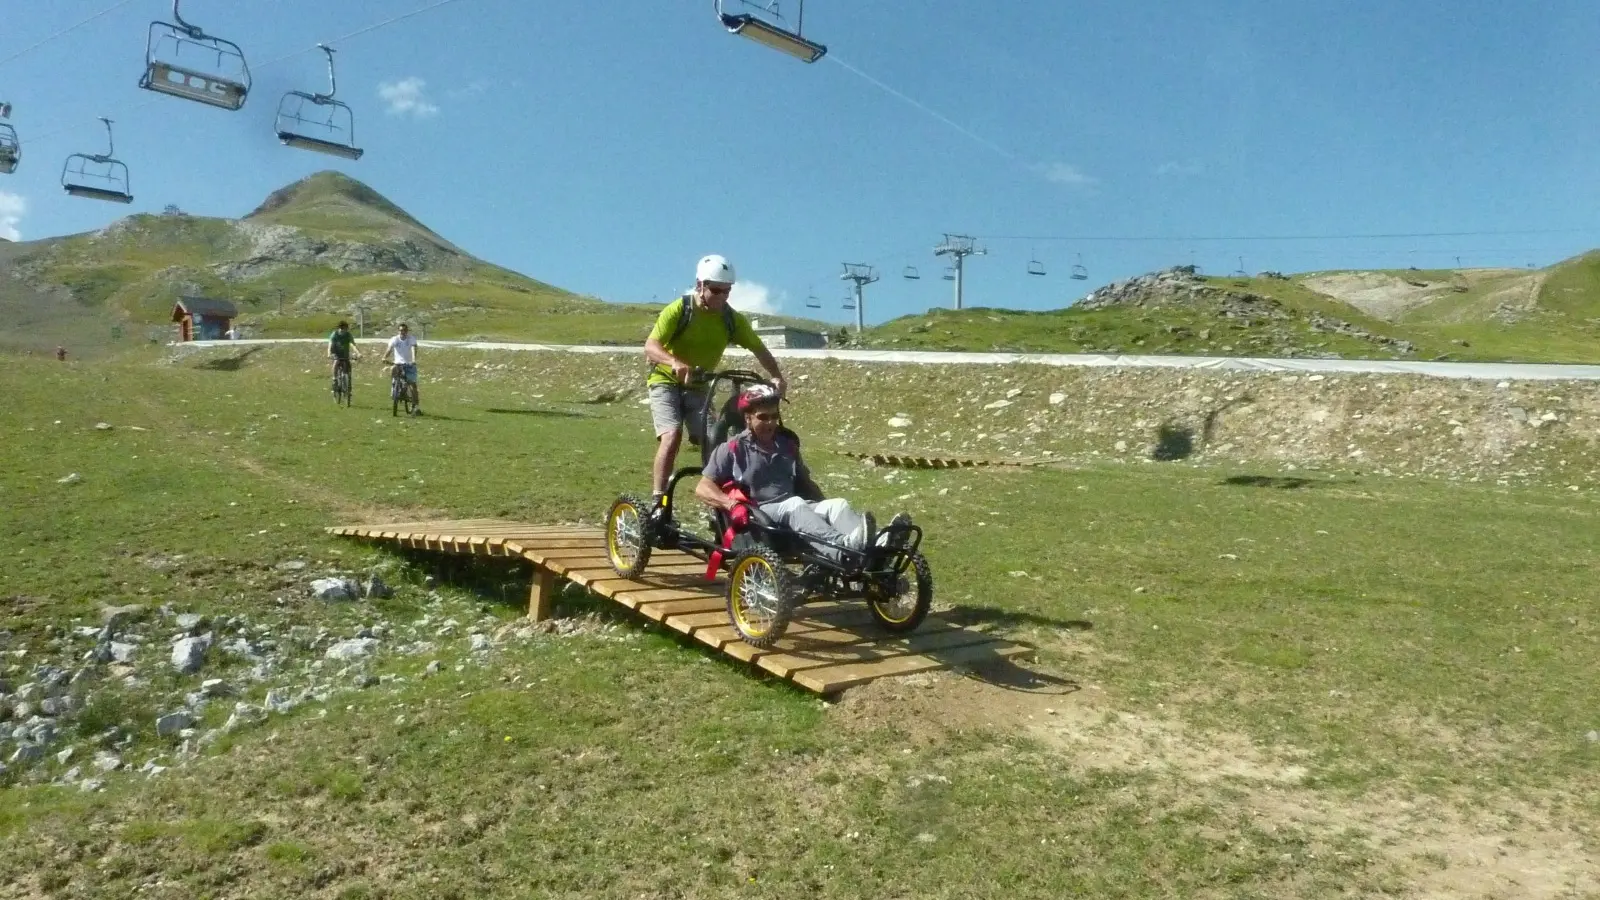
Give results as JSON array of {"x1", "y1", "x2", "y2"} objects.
[{"x1": 648, "y1": 384, "x2": 710, "y2": 445}]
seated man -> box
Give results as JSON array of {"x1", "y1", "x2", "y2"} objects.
[{"x1": 695, "y1": 384, "x2": 911, "y2": 562}]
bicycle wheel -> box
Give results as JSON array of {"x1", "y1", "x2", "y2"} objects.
[
  {"x1": 405, "y1": 381, "x2": 419, "y2": 416},
  {"x1": 391, "y1": 375, "x2": 402, "y2": 417}
]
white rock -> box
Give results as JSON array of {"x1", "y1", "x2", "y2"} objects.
[
  {"x1": 94, "y1": 423, "x2": 113, "y2": 431},
  {"x1": 983, "y1": 400, "x2": 1012, "y2": 410},
  {"x1": 200, "y1": 679, "x2": 235, "y2": 698},
  {"x1": 469, "y1": 633, "x2": 491, "y2": 653},
  {"x1": 155, "y1": 711, "x2": 196, "y2": 737},
  {"x1": 1114, "y1": 440, "x2": 1128, "y2": 452},
  {"x1": 310, "y1": 578, "x2": 358, "y2": 602},
  {"x1": 1004, "y1": 388, "x2": 1023, "y2": 399},
  {"x1": 93, "y1": 751, "x2": 122, "y2": 773},
  {"x1": 264, "y1": 688, "x2": 295, "y2": 714},
  {"x1": 109, "y1": 642, "x2": 137, "y2": 663},
  {"x1": 58, "y1": 473, "x2": 82, "y2": 485},
  {"x1": 325, "y1": 637, "x2": 379, "y2": 661},
  {"x1": 170, "y1": 635, "x2": 211, "y2": 674},
  {"x1": 224, "y1": 703, "x2": 268, "y2": 732},
  {"x1": 887, "y1": 416, "x2": 913, "y2": 428},
  {"x1": 1048, "y1": 392, "x2": 1066, "y2": 405}
]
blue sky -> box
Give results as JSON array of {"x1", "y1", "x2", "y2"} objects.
[{"x1": 3, "y1": 0, "x2": 1599, "y2": 325}]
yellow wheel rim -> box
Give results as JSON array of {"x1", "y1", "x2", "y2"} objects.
[
  {"x1": 872, "y1": 574, "x2": 918, "y2": 624},
  {"x1": 607, "y1": 502, "x2": 642, "y2": 570},
  {"x1": 730, "y1": 555, "x2": 779, "y2": 637}
]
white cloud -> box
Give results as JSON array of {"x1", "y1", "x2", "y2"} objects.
[
  {"x1": 0, "y1": 191, "x2": 24, "y2": 241},
  {"x1": 378, "y1": 77, "x2": 439, "y2": 118},
  {"x1": 729, "y1": 281, "x2": 782, "y2": 316},
  {"x1": 1037, "y1": 162, "x2": 1097, "y2": 187},
  {"x1": 1156, "y1": 161, "x2": 1204, "y2": 177}
]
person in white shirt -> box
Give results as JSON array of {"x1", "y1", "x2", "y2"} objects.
[{"x1": 381, "y1": 323, "x2": 422, "y2": 415}]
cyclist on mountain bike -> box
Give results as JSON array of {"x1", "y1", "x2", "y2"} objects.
[
  {"x1": 382, "y1": 322, "x2": 421, "y2": 415},
  {"x1": 643, "y1": 254, "x2": 786, "y2": 515},
  {"x1": 328, "y1": 320, "x2": 361, "y2": 386}
]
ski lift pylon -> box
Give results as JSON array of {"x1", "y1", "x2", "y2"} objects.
[
  {"x1": 62, "y1": 118, "x2": 133, "y2": 205},
  {"x1": 1027, "y1": 249, "x2": 1046, "y2": 276},
  {"x1": 140, "y1": 0, "x2": 251, "y2": 111},
  {"x1": 714, "y1": 0, "x2": 827, "y2": 63},
  {"x1": 1070, "y1": 252, "x2": 1088, "y2": 280},
  {"x1": 0, "y1": 102, "x2": 18, "y2": 174},
  {"x1": 276, "y1": 45, "x2": 364, "y2": 160},
  {"x1": 903, "y1": 265, "x2": 920, "y2": 280}
]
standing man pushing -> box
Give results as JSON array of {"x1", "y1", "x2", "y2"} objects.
[{"x1": 643, "y1": 254, "x2": 786, "y2": 516}]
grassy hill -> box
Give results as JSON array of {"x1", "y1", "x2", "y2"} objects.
[
  {"x1": 0, "y1": 172, "x2": 828, "y2": 355},
  {"x1": 860, "y1": 261, "x2": 1600, "y2": 363},
  {"x1": 5, "y1": 173, "x2": 1598, "y2": 362}
]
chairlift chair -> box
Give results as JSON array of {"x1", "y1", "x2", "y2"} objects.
[
  {"x1": 1026, "y1": 250, "x2": 1046, "y2": 277},
  {"x1": 841, "y1": 292, "x2": 856, "y2": 311},
  {"x1": 0, "y1": 103, "x2": 18, "y2": 174},
  {"x1": 276, "y1": 45, "x2": 363, "y2": 160},
  {"x1": 62, "y1": 118, "x2": 133, "y2": 204},
  {"x1": 1070, "y1": 252, "x2": 1088, "y2": 281},
  {"x1": 804, "y1": 290, "x2": 821, "y2": 310},
  {"x1": 941, "y1": 266, "x2": 956, "y2": 281},
  {"x1": 714, "y1": 0, "x2": 827, "y2": 63},
  {"x1": 902, "y1": 265, "x2": 920, "y2": 280},
  {"x1": 1231, "y1": 256, "x2": 1249, "y2": 284},
  {"x1": 140, "y1": 0, "x2": 251, "y2": 111}
]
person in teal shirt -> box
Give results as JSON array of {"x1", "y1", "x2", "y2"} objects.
[
  {"x1": 327, "y1": 320, "x2": 361, "y2": 386},
  {"x1": 642, "y1": 254, "x2": 786, "y2": 511}
]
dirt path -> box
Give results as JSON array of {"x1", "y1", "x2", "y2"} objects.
[{"x1": 831, "y1": 662, "x2": 1600, "y2": 899}]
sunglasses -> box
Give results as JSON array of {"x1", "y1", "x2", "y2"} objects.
[
  {"x1": 703, "y1": 283, "x2": 732, "y2": 296},
  {"x1": 749, "y1": 412, "x2": 779, "y2": 422}
]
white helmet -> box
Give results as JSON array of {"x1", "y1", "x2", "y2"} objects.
[{"x1": 695, "y1": 254, "x2": 736, "y2": 285}]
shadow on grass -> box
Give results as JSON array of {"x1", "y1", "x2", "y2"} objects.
[
  {"x1": 388, "y1": 410, "x2": 478, "y2": 423},
  {"x1": 941, "y1": 605, "x2": 1094, "y2": 634},
  {"x1": 1222, "y1": 474, "x2": 1339, "y2": 490},
  {"x1": 485, "y1": 407, "x2": 591, "y2": 419},
  {"x1": 193, "y1": 347, "x2": 265, "y2": 371},
  {"x1": 956, "y1": 656, "x2": 1081, "y2": 696}
]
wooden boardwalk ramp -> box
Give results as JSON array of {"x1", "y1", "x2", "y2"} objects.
[{"x1": 327, "y1": 518, "x2": 1033, "y2": 695}]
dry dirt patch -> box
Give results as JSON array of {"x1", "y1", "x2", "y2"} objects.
[{"x1": 830, "y1": 664, "x2": 1599, "y2": 899}]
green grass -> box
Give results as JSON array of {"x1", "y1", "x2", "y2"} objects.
[{"x1": 0, "y1": 334, "x2": 1597, "y2": 897}]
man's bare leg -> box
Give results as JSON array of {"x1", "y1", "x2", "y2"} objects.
[{"x1": 652, "y1": 429, "x2": 683, "y2": 499}]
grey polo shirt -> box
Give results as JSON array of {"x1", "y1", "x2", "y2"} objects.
[{"x1": 702, "y1": 431, "x2": 810, "y2": 505}]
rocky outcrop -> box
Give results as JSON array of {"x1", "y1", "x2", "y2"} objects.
[
  {"x1": 1078, "y1": 266, "x2": 1415, "y2": 356},
  {"x1": 209, "y1": 223, "x2": 462, "y2": 282}
]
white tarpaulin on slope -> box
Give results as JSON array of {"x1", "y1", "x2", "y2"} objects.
[{"x1": 188, "y1": 339, "x2": 1600, "y2": 382}]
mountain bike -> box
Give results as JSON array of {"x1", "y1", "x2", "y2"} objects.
[
  {"x1": 390, "y1": 365, "x2": 419, "y2": 417},
  {"x1": 332, "y1": 358, "x2": 353, "y2": 407}
]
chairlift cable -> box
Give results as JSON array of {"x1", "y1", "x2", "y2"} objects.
[{"x1": 0, "y1": 0, "x2": 140, "y2": 70}]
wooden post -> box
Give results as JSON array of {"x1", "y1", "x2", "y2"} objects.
[{"x1": 528, "y1": 566, "x2": 557, "y2": 621}]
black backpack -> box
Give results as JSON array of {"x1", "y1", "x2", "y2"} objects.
[{"x1": 667, "y1": 293, "x2": 737, "y2": 345}]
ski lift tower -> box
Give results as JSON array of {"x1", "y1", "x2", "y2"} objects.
[
  {"x1": 934, "y1": 233, "x2": 985, "y2": 310},
  {"x1": 840, "y1": 263, "x2": 877, "y2": 334}
]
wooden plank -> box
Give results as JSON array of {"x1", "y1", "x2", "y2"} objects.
[
  {"x1": 633, "y1": 596, "x2": 726, "y2": 620},
  {"x1": 528, "y1": 567, "x2": 558, "y2": 621},
  {"x1": 504, "y1": 538, "x2": 608, "y2": 552},
  {"x1": 565, "y1": 563, "x2": 707, "y2": 587},
  {"x1": 604, "y1": 588, "x2": 715, "y2": 610},
  {"x1": 528, "y1": 554, "x2": 615, "y2": 573},
  {"x1": 752, "y1": 623, "x2": 980, "y2": 679},
  {"x1": 790, "y1": 640, "x2": 1033, "y2": 694}
]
